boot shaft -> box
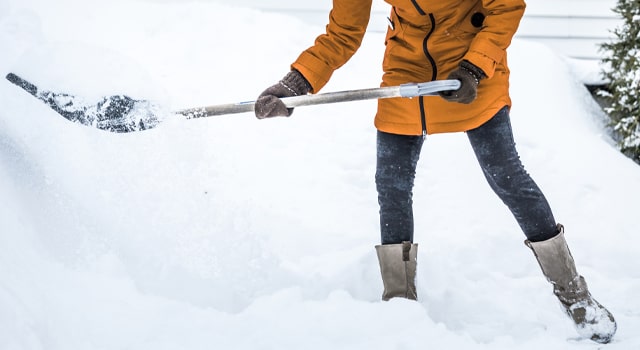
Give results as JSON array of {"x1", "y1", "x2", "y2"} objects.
[
  {"x1": 375, "y1": 242, "x2": 418, "y2": 301},
  {"x1": 525, "y1": 225, "x2": 581, "y2": 293}
]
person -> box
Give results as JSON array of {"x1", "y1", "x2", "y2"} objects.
[{"x1": 254, "y1": 0, "x2": 616, "y2": 344}]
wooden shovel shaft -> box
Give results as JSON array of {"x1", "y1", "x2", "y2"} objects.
[{"x1": 176, "y1": 80, "x2": 460, "y2": 119}]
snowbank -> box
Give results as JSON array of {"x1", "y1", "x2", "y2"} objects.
[{"x1": 1, "y1": 1, "x2": 638, "y2": 349}]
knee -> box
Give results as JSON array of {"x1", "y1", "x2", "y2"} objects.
[{"x1": 481, "y1": 163, "x2": 531, "y2": 196}]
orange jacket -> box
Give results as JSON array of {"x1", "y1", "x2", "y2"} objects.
[{"x1": 291, "y1": 0, "x2": 525, "y2": 135}]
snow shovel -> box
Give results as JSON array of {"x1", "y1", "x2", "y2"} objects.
[{"x1": 5, "y1": 72, "x2": 460, "y2": 133}]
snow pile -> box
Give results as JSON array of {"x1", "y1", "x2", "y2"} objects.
[{"x1": 1, "y1": 0, "x2": 639, "y2": 349}]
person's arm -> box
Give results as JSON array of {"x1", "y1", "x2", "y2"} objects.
[
  {"x1": 291, "y1": 0, "x2": 373, "y2": 93},
  {"x1": 291, "y1": 0, "x2": 372, "y2": 92},
  {"x1": 255, "y1": 0, "x2": 373, "y2": 118},
  {"x1": 440, "y1": 0, "x2": 525, "y2": 104},
  {"x1": 462, "y1": 0, "x2": 526, "y2": 79}
]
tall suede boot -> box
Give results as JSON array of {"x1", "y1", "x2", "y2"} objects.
[
  {"x1": 375, "y1": 242, "x2": 418, "y2": 301},
  {"x1": 525, "y1": 224, "x2": 616, "y2": 343}
]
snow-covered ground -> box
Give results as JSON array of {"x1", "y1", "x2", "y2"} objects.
[{"x1": 1, "y1": 0, "x2": 639, "y2": 349}]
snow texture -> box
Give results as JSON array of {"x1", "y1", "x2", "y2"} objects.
[{"x1": 1, "y1": 0, "x2": 639, "y2": 349}]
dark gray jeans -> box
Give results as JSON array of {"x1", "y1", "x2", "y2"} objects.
[{"x1": 375, "y1": 106, "x2": 558, "y2": 244}]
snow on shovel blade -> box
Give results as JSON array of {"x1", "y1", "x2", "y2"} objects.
[
  {"x1": 6, "y1": 73, "x2": 461, "y2": 133},
  {"x1": 6, "y1": 73, "x2": 161, "y2": 133}
]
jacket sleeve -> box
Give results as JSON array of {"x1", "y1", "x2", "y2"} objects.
[
  {"x1": 291, "y1": 0, "x2": 373, "y2": 93},
  {"x1": 463, "y1": 0, "x2": 525, "y2": 79}
]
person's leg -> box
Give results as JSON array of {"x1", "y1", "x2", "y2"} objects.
[
  {"x1": 375, "y1": 130, "x2": 423, "y2": 300},
  {"x1": 375, "y1": 130, "x2": 424, "y2": 244},
  {"x1": 466, "y1": 106, "x2": 557, "y2": 241},
  {"x1": 467, "y1": 107, "x2": 616, "y2": 343}
]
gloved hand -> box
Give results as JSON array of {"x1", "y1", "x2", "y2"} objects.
[
  {"x1": 438, "y1": 60, "x2": 486, "y2": 104},
  {"x1": 254, "y1": 70, "x2": 312, "y2": 119}
]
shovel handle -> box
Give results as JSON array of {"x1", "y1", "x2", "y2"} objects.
[{"x1": 176, "y1": 80, "x2": 460, "y2": 119}]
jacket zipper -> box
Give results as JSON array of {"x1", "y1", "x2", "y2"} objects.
[
  {"x1": 419, "y1": 97, "x2": 427, "y2": 138},
  {"x1": 410, "y1": 0, "x2": 427, "y2": 15},
  {"x1": 408, "y1": 2, "x2": 437, "y2": 138},
  {"x1": 419, "y1": 13, "x2": 437, "y2": 138}
]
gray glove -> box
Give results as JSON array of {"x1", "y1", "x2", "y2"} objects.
[
  {"x1": 438, "y1": 60, "x2": 486, "y2": 104},
  {"x1": 254, "y1": 70, "x2": 312, "y2": 119}
]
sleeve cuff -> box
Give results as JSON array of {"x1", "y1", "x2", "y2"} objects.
[
  {"x1": 291, "y1": 51, "x2": 336, "y2": 93},
  {"x1": 463, "y1": 40, "x2": 505, "y2": 79}
]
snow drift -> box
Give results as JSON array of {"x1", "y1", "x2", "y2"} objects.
[{"x1": 1, "y1": 0, "x2": 639, "y2": 349}]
